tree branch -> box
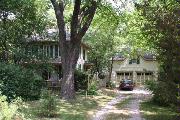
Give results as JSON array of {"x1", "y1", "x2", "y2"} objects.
[
  {"x1": 50, "y1": 0, "x2": 66, "y2": 42},
  {"x1": 70, "y1": 0, "x2": 81, "y2": 40},
  {"x1": 77, "y1": 1, "x2": 98, "y2": 40}
]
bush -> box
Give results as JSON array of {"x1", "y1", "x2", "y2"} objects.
[
  {"x1": 87, "y1": 81, "x2": 98, "y2": 95},
  {"x1": 74, "y1": 70, "x2": 88, "y2": 91},
  {"x1": 38, "y1": 89, "x2": 58, "y2": 117},
  {"x1": 106, "y1": 80, "x2": 116, "y2": 89},
  {"x1": 0, "y1": 63, "x2": 44, "y2": 101},
  {"x1": 151, "y1": 81, "x2": 177, "y2": 106},
  {"x1": 145, "y1": 80, "x2": 177, "y2": 106},
  {"x1": 0, "y1": 93, "x2": 22, "y2": 120},
  {"x1": 145, "y1": 80, "x2": 158, "y2": 91}
]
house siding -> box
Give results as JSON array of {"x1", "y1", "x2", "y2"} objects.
[{"x1": 112, "y1": 57, "x2": 158, "y2": 86}]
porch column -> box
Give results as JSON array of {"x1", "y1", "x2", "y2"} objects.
[
  {"x1": 133, "y1": 71, "x2": 136, "y2": 84},
  {"x1": 140, "y1": 73, "x2": 142, "y2": 85},
  {"x1": 144, "y1": 73, "x2": 146, "y2": 84}
]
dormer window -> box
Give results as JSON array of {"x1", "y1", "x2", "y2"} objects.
[{"x1": 129, "y1": 57, "x2": 140, "y2": 64}]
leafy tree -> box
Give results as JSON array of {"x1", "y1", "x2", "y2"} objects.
[
  {"x1": 0, "y1": 0, "x2": 48, "y2": 63},
  {"x1": 135, "y1": 0, "x2": 180, "y2": 106},
  {"x1": 85, "y1": 3, "x2": 124, "y2": 79},
  {"x1": 50, "y1": 0, "x2": 101, "y2": 99}
]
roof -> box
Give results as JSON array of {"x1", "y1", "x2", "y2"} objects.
[
  {"x1": 27, "y1": 29, "x2": 90, "y2": 49},
  {"x1": 142, "y1": 53, "x2": 156, "y2": 61},
  {"x1": 113, "y1": 53, "x2": 156, "y2": 61},
  {"x1": 113, "y1": 54, "x2": 126, "y2": 61}
]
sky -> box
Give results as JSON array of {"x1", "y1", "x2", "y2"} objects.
[{"x1": 107, "y1": 0, "x2": 136, "y2": 12}]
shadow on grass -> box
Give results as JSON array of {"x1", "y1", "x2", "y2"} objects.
[
  {"x1": 140, "y1": 101, "x2": 179, "y2": 120},
  {"x1": 20, "y1": 93, "x2": 116, "y2": 120}
]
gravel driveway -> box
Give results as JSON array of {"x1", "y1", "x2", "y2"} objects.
[{"x1": 92, "y1": 87, "x2": 152, "y2": 120}]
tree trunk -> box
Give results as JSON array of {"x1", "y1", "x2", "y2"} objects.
[
  {"x1": 60, "y1": 42, "x2": 80, "y2": 99},
  {"x1": 60, "y1": 59, "x2": 75, "y2": 99},
  {"x1": 108, "y1": 57, "x2": 114, "y2": 81},
  {"x1": 50, "y1": 0, "x2": 98, "y2": 100}
]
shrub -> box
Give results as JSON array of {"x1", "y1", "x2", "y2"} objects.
[
  {"x1": 87, "y1": 81, "x2": 98, "y2": 95},
  {"x1": 145, "y1": 80, "x2": 158, "y2": 91},
  {"x1": 151, "y1": 81, "x2": 177, "y2": 106},
  {"x1": 38, "y1": 89, "x2": 58, "y2": 117},
  {"x1": 0, "y1": 93, "x2": 22, "y2": 120},
  {"x1": 0, "y1": 63, "x2": 44, "y2": 101},
  {"x1": 74, "y1": 70, "x2": 88, "y2": 91},
  {"x1": 106, "y1": 80, "x2": 116, "y2": 89}
]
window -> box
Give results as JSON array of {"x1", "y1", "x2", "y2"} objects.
[
  {"x1": 55, "y1": 45, "x2": 58, "y2": 58},
  {"x1": 59, "y1": 46, "x2": 61, "y2": 56},
  {"x1": 145, "y1": 73, "x2": 152, "y2": 75},
  {"x1": 50, "y1": 45, "x2": 53, "y2": 58},
  {"x1": 39, "y1": 45, "x2": 43, "y2": 53},
  {"x1": 47, "y1": 46, "x2": 50, "y2": 57},
  {"x1": 117, "y1": 73, "x2": 124, "y2": 75},
  {"x1": 125, "y1": 73, "x2": 129, "y2": 76},
  {"x1": 43, "y1": 46, "x2": 47, "y2": 56},
  {"x1": 137, "y1": 73, "x2": 142, "y2": 75},
  {"x1": 129, "y1": 57, "x2": 140, "y2": 64}
]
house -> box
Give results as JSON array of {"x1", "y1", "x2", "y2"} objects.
[
  {"x1": 111, "y1": 54, "x2": 158, "y2": 86},
  {"x1": 24, "y1": 29, "x2": 92, "y2": 82}
]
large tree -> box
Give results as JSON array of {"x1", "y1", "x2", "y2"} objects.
[
  {"x1": 0, "y1": 0, "x2": 48, "y2": 63},
  {"x1": 50, "y1": 0, "x2": 100, "y2": 99},
  {"x1": 135, "y1": 0, "x2": 180, "y2": 106}
]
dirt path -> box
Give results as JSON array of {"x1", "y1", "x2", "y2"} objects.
[{"x1": 92, "y1": 87, "x2": 152, "y2": 120}]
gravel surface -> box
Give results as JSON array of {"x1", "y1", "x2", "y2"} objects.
[{"x1": 92, "y1": 87, "x2": 152, "y2": 120}]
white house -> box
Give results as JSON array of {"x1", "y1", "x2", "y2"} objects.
[
  {"x1": 24, "y1": 29, "x2": 92, "y2": 81},
  {"x1": 111, "y1": 54, "x2": 158, "y2": 86}
]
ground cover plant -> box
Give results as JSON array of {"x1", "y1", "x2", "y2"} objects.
[
  {"x1": 20, "y1": 88, "x2": 118, "y2": 120},
  {"x1": 140, "y1": 101, "x2": 179, "y2": 120}
]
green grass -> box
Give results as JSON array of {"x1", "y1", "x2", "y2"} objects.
[
  {"x1": 115, "y1": 97, "x2": 132, "y2": 108},
  {"x1": 19, "y1": 89, "x2": 118, "y2": 120},
  {"x1": 140, "y1": 101, "x2": 179, "y2": 120}
]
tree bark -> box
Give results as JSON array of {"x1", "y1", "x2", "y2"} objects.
[
  {"x1": 108, "y1": 57, "x2": 114, "y2": 81},
  {"x1": 50, "y1": 0, "x2": 98, "y2": 100}
]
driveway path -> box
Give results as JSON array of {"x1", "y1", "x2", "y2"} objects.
[{"x1": 92, "y1": 87, "x2": 152, "y2": 120}]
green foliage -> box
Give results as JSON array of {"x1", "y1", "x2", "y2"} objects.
[
  {"x1": 145, "y1": 80, "x2": 158, "y2": 91},
  {"x1": 74, "y1": 70, "x2": 88, "y2": 92},
  {"x1": 85, "y1": 4, "x2": 122, "y2": 73},
  {"x1": 87, "y1": 81, "x2": 98, "y2": 95},
  {"x1": 0, "y1": 63, "x2": 44, "y2": 101},
  {"x1": 141, "y1": 101, "x2": 179, "y2": 120},
  {"x1": 106, "y1": 80, "x2": 116, "y2": 89},
  {"x1": 0, "y1": 0, "x2": 49, "y2": 62},
  {"x1": 0, "y1": 93, "x2": 22, "y2": 120},
  {"x1": 152, "y1": 81, "x2": 177, "y2": 106},
  {"x1": 134, "y1": 0, "x2": 180, "y2": 106},
  {"x1": 38, "y1": 89, "x2": 58, "y2": 117}
]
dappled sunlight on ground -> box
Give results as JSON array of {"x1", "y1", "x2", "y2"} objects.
[{"x1": 20, "y1": 88, "x2": 119, "y2": 120}]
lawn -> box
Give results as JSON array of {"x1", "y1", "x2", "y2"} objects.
[
  {"x1": 19, "y1": 88, "x2": 118, "y2": 120},
  {"x1": 140, "y1": 101, "x2": 179, "y2": 120}
]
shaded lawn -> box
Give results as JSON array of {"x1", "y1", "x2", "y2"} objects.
[
  {"x1": 20, "y1": 89, "x2": 118, "y2": 120},
  {"x1": 140, "y1": 101, "x2": 179, "y2": 120}
]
